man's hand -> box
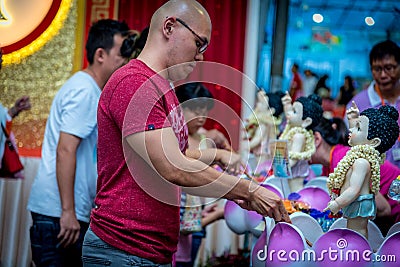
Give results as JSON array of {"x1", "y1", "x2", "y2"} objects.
[
  {"x1": 203, "y1": 129, "x2": 231, "y2": 150},
  {"x1": 216, "y1": 149, "x2": 242, "y2": 175},
  {"x1": 235, "y1": 186, "x2": 290, "y2": 222},
  {"x1": 9, "y1": 96, "x2": 31, "y2": 118},
  {"x1": 57, "y1": 210, "x2": 80, "y2": 248}
]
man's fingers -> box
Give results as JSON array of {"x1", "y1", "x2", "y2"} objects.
[
  {"x1": 64, "y1": 232, "x2": 73, "y2": 247},
  {"x1": 58, "y1": 230, "x2": 70, "y2": 247},
  {"x1": 271, "y1": 207, "x2": 282, "y2": 222},
  {"x1": 57, "y1": 228, "x2": 65, "y2": 239},
  {"x1": 62, "y1": 230, "x2": 80, "y2": 247},
  {"x1": 72, "y1": 230, "x2": 80, "y2": 245},
  {"x1": 278, "y1": 201, "x2": 291, "y2": 223},
  {"x1": 57, "y1": 226, "x2": 80, "y2": 248}
]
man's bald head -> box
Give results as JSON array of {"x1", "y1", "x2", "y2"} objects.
[
  {"x1": 150, "y1": 0, "x2": 211, "y2": 34},
  {"x1": 138, "y1": 0, "x2": 211, "y2": 81}
]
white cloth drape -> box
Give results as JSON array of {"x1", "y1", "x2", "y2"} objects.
[{"x1": 0, "y1": 156, "x2": 39, "y2": 267}]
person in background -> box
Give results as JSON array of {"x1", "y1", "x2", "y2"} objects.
[
  {"x1": 0, "y1": 47, "x2": 32, "y2": 175},
  {"x1": 314, "y1": 74, "x2": 336, "y2": 116},
  {"x1": 337, "y1": 75, "x2": 356, "y2": 106},
  {"x1": 27, "y1": 19, "x2": 132, "y2": 267},
  {"x1": 311, "y1": 117, "x2": 400, "y2": 235},
  {"x1": 346, "y1": 40, "x2": 400, "y2": 169},
  {"x1": 314, "y1": 74, "x2": 331, "y2": 99},
  {"x1": 0, "y1": 96, "x2": 31, "y2": 129},
  {"x1": 303, "y1": 69, "x2": 318, "y2": 97},
  {"x1": 175, "y1": 82, "x2": 226, "y2": 267},
  {"x1": 82, "y1": 1, "x2": 289, "y2": 266},
  {"x1": 289, "y1": 63, "x2": 303, "y2": 100},
  {"x1": 0, "y1": 47, "x2": 32, "y2": 128}
]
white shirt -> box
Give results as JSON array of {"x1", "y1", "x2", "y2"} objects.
[{"x1": 28, "y1": 71, "x2": 100, "y2": 222}]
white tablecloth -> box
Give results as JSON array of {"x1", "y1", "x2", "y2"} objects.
[{"x1": 0, "y1": 156, "x2": 40, "y2": 267}]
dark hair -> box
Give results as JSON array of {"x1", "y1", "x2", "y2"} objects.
[
  {"x1": 313, "y1": 117, "x2": 349, "y2": 146},
  {"x1": 296, "y1": 94, "x2": 323, "y2": 130},
  {"x1": 369, "y1": 40, "x2": 400, "y2": 66},
  {"x1": 136, "y1": 27, "x2": 149, "y2": 51},
  {"x1": 85, "y1": 19, "x2": 130, "y2": 64},
  {"x1": 360, "y1": 105, "x2": 399, "y2": 154},
  {"x1": 315, "y1": 74, "x2": 329, "y2": 88},
  {"x1": 176, "y1": 82, "x2": 214, "y2": 110},
  {"x1": 120, "y1": 26, "x2": 149, "y2": 59},
  {"x1": 344, "y1": 75, "x2": 355, "y2": 91},
  {"x1": 266, "y1": 91, "x2": 285, "y2": 117}
]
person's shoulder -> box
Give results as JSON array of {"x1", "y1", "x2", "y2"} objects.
[
  {"x1": 381, "y1": 160, "x2": 400, "y2": 175},
  {"x1": 57, "y1": 71, "x2": 98, "y2": 96},
  {"x1": 126, "y1": 59, "x2": 156, "y2": 77},
  {"x1": 336, "y1": 144, "x2": 350, "y2": 153},
  {"x1": 352, "y1": 89, "x2": 369, "y2": 99},
  {"x1": 112, "y1": 60, "x2": 161, "y2": 85},
  {"x1": 346, "y1": 89, "x2": 371, "y2": 110}
]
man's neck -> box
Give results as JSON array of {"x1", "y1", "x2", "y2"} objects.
[
  {"x1": 380, "y1": 81, "x2": 400, "y2": 104},
  {"x1": 84, "y1": 66, "x2": 105, "y2": 89}
]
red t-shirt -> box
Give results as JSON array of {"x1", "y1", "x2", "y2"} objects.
[
  {"x1": 91, "y1": 59, "x2": 188, "y2": 264},
  {"x1": 323, "y1": 144, "x2": 400, "y2": 223}
]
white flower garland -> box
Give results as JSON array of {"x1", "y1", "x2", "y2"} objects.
[
  {"x1": 279, "y1": 125, "x2": 315, "y2": 160},
  {"x1": 245, "y1": 114, "x2": 282, "y2": 139},
  {"x1": 327, "y1": 145, "x2": 382, "y2": 198}
]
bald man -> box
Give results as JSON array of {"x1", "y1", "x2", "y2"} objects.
[{"x1": 82, "y1": 1, "x2": 289, "y2": 266}]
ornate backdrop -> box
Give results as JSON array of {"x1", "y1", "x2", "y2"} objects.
[
  {"x1": 0, "y1": 0, "x2": 246, "y2": 156},
  {"x1": 0, "y1": 0, "x2": 119, "y2": 157}
]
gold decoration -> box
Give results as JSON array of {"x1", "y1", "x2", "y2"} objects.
[
  {"x1": 327, "y1": 144, "x2": 382, "y2": 197},
  {"x1": 279, "y1": 125, "x2": 315, "y2": 160},
  {"x1": 0, "y1": 0, "x2": 77, "y2": 153},
  {"x1": 2, "y1": 0, "x2": 73, "y2": 66}
]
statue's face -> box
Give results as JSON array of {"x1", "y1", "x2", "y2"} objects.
[
  {"x1": 286, "y1": 101, "x2": 304, "y2": 127},
  {"x1": 348, "y1": 115, "x2": 370, "y2": 147}
]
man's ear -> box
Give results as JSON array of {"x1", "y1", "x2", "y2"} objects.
[
  {"x1": 94, "y1": 48, "x2": 105, "y2": 64},
  {"x1": 163, "y1": 17, "x2": 175, "y2": 37},
  {"x1": 369, "y1": 137, "x2": 381, "y2": 148},
  {"x1": 270, "y1": 107, "x2": 276, "y2": 115},
  {"x1": 301, "y1": 117, "x2": 312, "y2": 128}
]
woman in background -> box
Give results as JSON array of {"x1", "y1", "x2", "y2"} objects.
[
  {"x1": 337, "y1": 75, "x2": 356, "y2": 106},
  {"x1": 175, "y1": 82, "x2": 238, "y2": 267}
]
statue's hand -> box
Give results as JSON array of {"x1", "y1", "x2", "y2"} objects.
[
  {"x1": 281, "y1": 92, "x2": 292, "y2": 106},
  {"x1": 323, "y1": 200, "x2": 340, "y2": 214},
  {"x1": 346, "y1": 101, "x2": 359, "y2": 120}
]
